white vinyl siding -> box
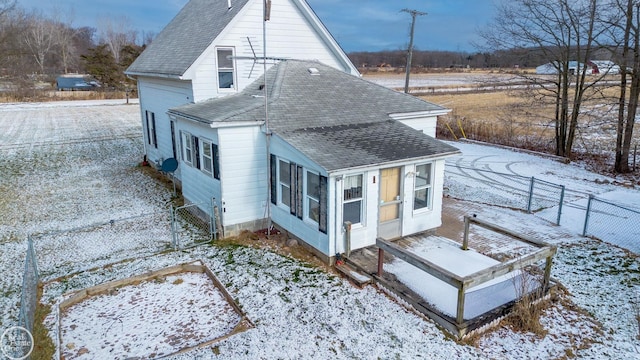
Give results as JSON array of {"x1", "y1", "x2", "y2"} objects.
[{"x1": 187, "y1": 0, "x2": 357, "y2": 102}]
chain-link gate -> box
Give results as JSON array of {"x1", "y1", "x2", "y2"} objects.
[{"x1": 170, "y1": 199, "x2": 219, "y2": 249}]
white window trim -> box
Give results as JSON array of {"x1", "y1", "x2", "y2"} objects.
[
  {"x1": 413, "y1": 163, "x2": 434, "y2": 213},
  {"x1": 199, "y1": 138, "x2": 214, "y2": 176},
  {"x1": 343, "y1": 174, "x2": 365, "y2": 227},
  {"x1": 278, "y1": 159, "x2": 291, "y2": 209},
  {"x1": 216, "y1": 47, "x2": 236, "y2": 91},
  {"x1": 305, "y1": 170, "x2": 320, "y2": 225},
  {"x1": 181, "y1": 131, "x2": 193, "y2": 166}
]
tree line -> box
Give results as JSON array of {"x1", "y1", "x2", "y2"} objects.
[{"x1": 0, "y1": 0, "x2": 147, "y2": 90}]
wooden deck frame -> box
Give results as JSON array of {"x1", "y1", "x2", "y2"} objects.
[
  {"x1": 57, "y1": 260, "x2": 253, "y2": 359},
  {"x1": 376, "y1": 215, "x2": 557, "y2": 338}
]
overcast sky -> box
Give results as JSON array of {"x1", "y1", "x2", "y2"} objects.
[{"x1": 16, "y1": 0, "x2": 496, "y2": 52}]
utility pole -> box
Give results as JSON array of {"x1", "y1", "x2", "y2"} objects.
[{"x1": 402, "y1": 9, "x2": 427, "y2": 94}]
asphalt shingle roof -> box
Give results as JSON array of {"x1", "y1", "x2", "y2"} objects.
[
  {"x1": 170, "y1": 60, "x2": 459, "y2": 171},
  {"x1": 126, "y1": 0, "x2": 250, "y2": 77}
]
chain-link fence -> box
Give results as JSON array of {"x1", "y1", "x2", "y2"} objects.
[
  {"x1": 18, "y1": 237, "x2": 38, "y2": 336},
  {"x1": 583, "y1": 195, "x2": 640, "y2": 253},
  {"x1": 170, "y1": 199, "x2": 219, "y2": 249},
  {"x1": 32, "y1": 212, "x2": 172, "y2": 278},
  {"x1": 445, "y1": 164, "x2": 566, "y2": 224}
]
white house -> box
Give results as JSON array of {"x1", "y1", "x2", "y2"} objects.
[
  {"x1": 535, "y1": 61, "x2": 592, "y2": 75},
  {"x1": 590, "y1": 60, "x2": 620, "y2": 75},
  {"x1": 126, "y1": 0, "x2": 358, "y2": 177},
  {"x1": 126, "y1": 0, "x2": 459, "y2": 263}
]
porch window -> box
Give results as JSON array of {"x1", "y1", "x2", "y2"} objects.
[
  {"x1": 307, "y1": 171, "x2": 320, "y2": 223},
  {"x1": 279, "y1": 160, "x2": 291, "y2": 208},
  {"x1": 414, "y1": 163, "x2": 433, "y2": 210},
  {"x1": 217, "y1": 48, "x2": 235, "y2": 89},
  {"x1": 343, "y1": 175, "x2": 363, "y2": 224}
]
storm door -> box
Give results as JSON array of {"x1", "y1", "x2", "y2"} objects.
[{"x1": 378, "y1": 167, "x2": 402, "y2": 239}]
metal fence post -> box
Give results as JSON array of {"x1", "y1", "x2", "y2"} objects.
[
  {"x1": 209, "y1": 198, "x2": 214, "y2": 241},
  {"x1": 170, "y1": 205, "x2": 177, "y2": 250},
  {"x1": 527, "y1": 177, "x2": 535, "y2": 213},
  {"x1": 557, "y1": 185, "x2": 565, "y2": 225},
  {"x1": 583, "y1": 194, "x2": 594, "y2": 237},
  {"x1": 211, "y1": 198, "x2": 217, "y2": 241},
  {"x1": 28, "y1": 236, "x2": 39, "y2": 282}
]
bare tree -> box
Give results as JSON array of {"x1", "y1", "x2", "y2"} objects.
[
  {"x1": 22, "y1": 10, "x2": 58, "y2": 74},
  {"x1": 607, "y1": 0, "x2": 640, "y2": 173},
  {"x1": 48, "y1": 6, "x2": 78, "y2": 74},
  {"x1": 97, "y1": 15, "x2": 137, "y2": 64},
  {"x1": 481, "y1": 0, "x2": 607, "y2": 158},
  {"x1": 0, "y1": 0, "x2": 14, "y2": 16}
]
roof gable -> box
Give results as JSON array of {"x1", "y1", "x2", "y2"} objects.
[
  {"x1": 126, "y1": 0, "x2": 358, "y2": 78},
  {"x1": 126, "y1": 0, "x2": 250, "y2": 78}
]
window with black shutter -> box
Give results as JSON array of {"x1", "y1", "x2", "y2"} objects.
[
  {"x1": 296, "y1": 165, "x2": 303, "y2": 219},
  {"x1": 213, "y1": 143, "x2": 220, "y2": 180},
  {"x1": 270, "y1": 155, "x2": 277, "y2": 205},
  {"x1": 319, "y1": 175, "x2": 328, "y2": 234}
]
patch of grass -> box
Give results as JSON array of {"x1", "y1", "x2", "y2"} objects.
[
  {"x1": 32, "y1": 286, "x2": 55, "y2": 360},
  {"x1": 503, "y1": 272, "x2": 549, "y2": 337}
]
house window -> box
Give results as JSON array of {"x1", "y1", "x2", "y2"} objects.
[
  {"x1": 307, "y1": 171, "x2": 320, "y2": 223},
  {"x1": 279, "y1": 160, "x2": 291, "y2": 208},
  {"x1": 414, "y1": 163, "x2": 433, "y2": 210},
  {"x1": 180, "y1": 131, "x2": 193, "y2": 166},
  {"x1": 198, "y1": 138, "x2": 221, "y2": 180},
  {"x1": 146, "y1": 111, "x2": 157, "y2": 148},
  {"x1": 217, "y1": 48, "x2": 235, "y2": 89},
  {"x1": 343, "y1": 174, "x2": 363, "y2": 224},
  {"x1": 200, "y1": 139, "x2": 213, "y2": 175}
]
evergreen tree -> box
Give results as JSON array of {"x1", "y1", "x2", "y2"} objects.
[{"x1": 81, "y1": 44, "x2": 123, "y2": 89}]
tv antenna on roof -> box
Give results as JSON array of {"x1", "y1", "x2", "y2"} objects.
[{"x1": 233, "y1": 37, "x2": 290, "y2": 78}]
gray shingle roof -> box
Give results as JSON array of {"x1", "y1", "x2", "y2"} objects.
[
  {"x1": 126, "y1": 0, "x2": 250, "y2": 77},
  {"x1": 170, "y1": 60, "x2": 459, "y2": 171},
  {"x1": 279, "y1": 121, "x2": 459, "y2": 171}
]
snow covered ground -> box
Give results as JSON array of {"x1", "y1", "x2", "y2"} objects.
[
  {"x1": 59, "y1": 270, "x2": 242, "y2": 359},
  {"x1": 1, "y1": 100, "x2": 640, "y2": 359}
]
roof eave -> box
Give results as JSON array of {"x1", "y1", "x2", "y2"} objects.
[
  {"x1": 389, "y1": 109, "x2": 451, "y2": 120},
  {"x1": 326, "y1": 150, "x2": 462, "y2": 175},
  {"x1": 169, "y1": 110, "x2": 264, "y2": 128},
  {"x1": 124, "y1": 70, "x2": 186, "y2": 80}
]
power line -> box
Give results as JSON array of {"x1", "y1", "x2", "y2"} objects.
[{"x1": 402, "y1": 8, "x2": 427, "y2": 94}]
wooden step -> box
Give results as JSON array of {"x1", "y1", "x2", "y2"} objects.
[{"x1": 335, "y1": 262, "x2": 373, "y2": 287}]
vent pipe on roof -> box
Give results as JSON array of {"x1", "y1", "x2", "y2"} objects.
[{"x1": 227, "y1": 0, "x2": 232, "y2": 10}]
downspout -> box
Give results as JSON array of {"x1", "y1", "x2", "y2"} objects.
[{"x1": 334, "y1": 176, "x2": 341, "y2": 261}]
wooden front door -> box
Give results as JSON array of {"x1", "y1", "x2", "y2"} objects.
[{"x1": 378, "y1": 167, "x2": 402, "y2": 239}]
